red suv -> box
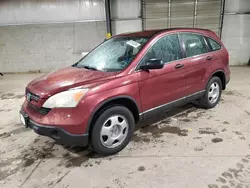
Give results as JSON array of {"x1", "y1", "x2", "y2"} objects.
[{"x1": 20, "y1": 28, "x2": 230, "y2": 155}]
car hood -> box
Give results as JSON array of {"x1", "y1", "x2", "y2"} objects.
[{"x1": 27, "y1": 67, "x2": 117, "y2": 98}]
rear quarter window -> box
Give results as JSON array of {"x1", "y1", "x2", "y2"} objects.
[{"x1": 206, "y1": 37, "x2": 221, "y2": 51}]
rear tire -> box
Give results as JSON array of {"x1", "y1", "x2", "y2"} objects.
[
  {"x1": 199, "y1": 76, "x2": 222, "y2": 109},
  {"x1": 91, "y1": 105, "x2": 135, "y2": 155}
]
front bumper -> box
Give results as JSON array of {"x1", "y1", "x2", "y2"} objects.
[
  {"x1": 21, "y1": 100, "x2": 90, "y2": 134},
  {"x1": 20, "y1": 110, "x2": 89, "y2": 147}
]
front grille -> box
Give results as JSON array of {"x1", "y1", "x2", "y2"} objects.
[
  {"x1": 28, "y1": 102, "x2": 51, "y2": 115},
  {"x1": 26, "y1": 89, "x2": 40, "y2": 102}
]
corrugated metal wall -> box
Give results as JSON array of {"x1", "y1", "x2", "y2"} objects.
[
  {"x1": 196, "y1": 0, "x2": 221, "y2": 34},
  {"x1": 171, "y1": 0, "x2": 194, "y2": 28},
  {"x1": 142, "y1": 0, "x2": 222, "y2": 36},
  {"x1": 111, "y1": 0, "x2": 142, "y2": 35},
  {"x1": 143, "y1": 0, "x2": 169, "y2": 30}
]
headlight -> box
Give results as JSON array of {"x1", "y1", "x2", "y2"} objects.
[{"x1": 42, "y1": 88, "x2": 88, "y2": 108}]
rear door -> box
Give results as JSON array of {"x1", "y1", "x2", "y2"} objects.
[
  {"x1": 137, "y1": 33, "x2": 189, "y2": 115},
  {"x1": 178, "y1": 32, "x2": 211, "y2": 96}
]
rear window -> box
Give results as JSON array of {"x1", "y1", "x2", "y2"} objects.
[
  {"x1": 179, "y1": 33, "x2": 208, "y2": 58},
  {"x1": 206, "y1": 37, "x2": 221, "y2": 51}
]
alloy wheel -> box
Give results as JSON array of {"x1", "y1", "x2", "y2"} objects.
[
  {"x1": 208, "y1": 82, "x2": 220, "y2": 104},
  {"x1": 100, "y1": 115, "x2": 129, "y2": 148}
]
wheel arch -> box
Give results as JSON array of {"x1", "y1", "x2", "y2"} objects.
[
  {"x1": 86, "y1": 96, "x2": 140, "y2": 134},
  {"x1": 207, "y1": 70, "x2": 226, "y2": 90}
]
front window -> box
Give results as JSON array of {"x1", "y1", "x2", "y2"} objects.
[
  {"x1": 75, "y1": 36, "x2": 149, "y2": 72},
  {"x1": 140, "y1": 34, "x2": 183, "y2": 65}
]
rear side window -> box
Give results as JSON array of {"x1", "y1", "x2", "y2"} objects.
[
  {"x1": 180, "y1": 33, "x2": 207, "y2": 57},
  {"x1": 206, "y1": 37, "x2": 221, "y2": 51}
]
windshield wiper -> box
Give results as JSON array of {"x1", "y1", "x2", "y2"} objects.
[
  {"x1": 72, "y1": 62, "x2": 78, "y2": 67},
  {"x1": 82, "y1": 65, "x2": 98, "y2": 71}
]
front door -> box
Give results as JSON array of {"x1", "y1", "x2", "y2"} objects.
[{"x1": 137, "y1": 34, "x2": 188, "y2": 117}]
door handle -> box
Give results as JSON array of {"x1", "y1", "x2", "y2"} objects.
[
  {"x1": 175, "y1": 64, "x2": 184, "y2": 69},
  {"x1": 206, "y1": 56, "x2": 212, "y2": 60}
]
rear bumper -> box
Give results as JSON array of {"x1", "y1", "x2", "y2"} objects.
[
  {"x1": 225, "y1": 66, "x2": 230, "y2": 86},
  {"x1": 226, "y1": 77, "x2": 230, "y2": 85},
  {"x1": 21, "y1": 110, "x2": 89, "y2": 147}
]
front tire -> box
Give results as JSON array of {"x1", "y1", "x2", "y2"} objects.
[
  {"x1": 91, "y1": 105, "x2": 135, "y2": 155},
  {"x1": 199, "y1": 76, "x2": 222, "y2": 109}
]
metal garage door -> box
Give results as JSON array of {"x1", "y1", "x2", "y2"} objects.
[
  {"x1": 143, "y1": 0, "x2": 169, "y2": 30},
  {"x1": 142, "y1": 0, "x2": 224, "y2": 37}
]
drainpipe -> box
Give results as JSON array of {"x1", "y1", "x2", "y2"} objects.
[
  {"x1": 219, "y1": 0, "x2": 226, "y2": 38},
  {"x1": 105, "y1": 0, "x2": 112, "y2": 39}
]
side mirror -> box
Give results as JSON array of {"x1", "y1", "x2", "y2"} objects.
[{"x1": 140, "y1": 59, "x2": 164, "y2": 70}]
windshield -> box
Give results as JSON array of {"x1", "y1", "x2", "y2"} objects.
[{"x1": 74, "y1": 36, "x2": 149, "y2": 72}]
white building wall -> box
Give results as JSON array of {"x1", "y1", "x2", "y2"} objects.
[
  {"x1": 0, "y1": 0, "x2": 106, "y2": 73},
  {"x1": 221, "y1": 0, "x2": 250, "y2": 65},
  {"x1": 112, "y1": 20, "x2": 142, "y2": 35},
  {"x1": 0, "y1": 0, "x2": 105, "y2": 25},
  {"x1": 0, "y1": 22, "x2": 106, "y2": 73}
]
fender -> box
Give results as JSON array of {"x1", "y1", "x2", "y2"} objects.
[
  {"x1": 86, "y1": 95, "x2": 140, "y2": 133},
  {"x1": 206, "y1": 69, "x2": 226, "y2": 89}
]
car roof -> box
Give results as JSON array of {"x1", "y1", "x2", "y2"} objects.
[{"x1": 116, "y1": 28, "x2": 213, "y2": 37}]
